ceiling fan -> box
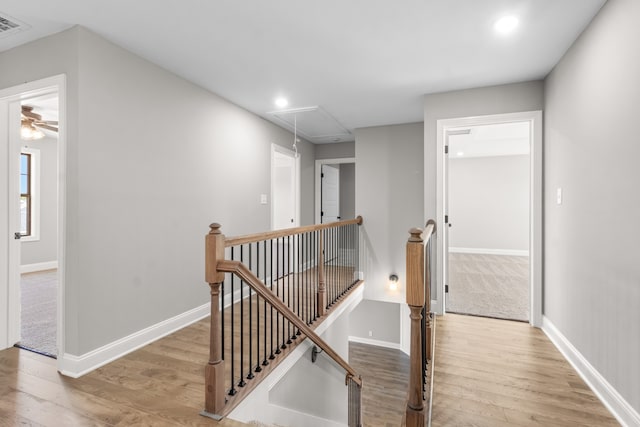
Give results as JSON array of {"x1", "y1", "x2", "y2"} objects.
[{"x1": 21, "y1": 105, "x2": 58, "y2": 140}]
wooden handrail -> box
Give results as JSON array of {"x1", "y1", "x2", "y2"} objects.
[
  {"x1": 217, "y1": 259, "x2": 362, "y2": 387},
  {"x1": 225, "y1": 216, "x2": 363, "y2": 247}
]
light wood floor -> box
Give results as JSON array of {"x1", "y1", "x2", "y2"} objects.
[
  {"x1": 431, "y1": 314, "x2": 619, "y2": 426},
  {"x1": 0, "y1": 311, "x2": 619, "y2": 426}
]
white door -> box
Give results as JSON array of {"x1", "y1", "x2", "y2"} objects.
[
  {"x1": 0, "y1": 99, "x2": 23, "y2": 348},
  {"x1": 272, "y1": 149, "x2": 298, "y2": 230},
  {"x1": 272, "y1": 146, "x2": 300, "y2": 276},
  {"x1": 321, "y1": 164, "x2": 340, "y2": 223}
]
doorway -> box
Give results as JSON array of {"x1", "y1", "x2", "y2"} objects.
[
  {"x1": 446, "y1": 122, "x2": 530, "y2": 322},
  {"x1": 271, "y1": 144, "x2": 300, "y2": 230},
  {"x1": 314, "y1": 157, "x2": 356, "y2": 225},
  {"x1": 435, "y1": 111, "x2": 542, "y2": 327},
  {"x1": 0, "y1": 75, "x2": 66, "y2": 364}
]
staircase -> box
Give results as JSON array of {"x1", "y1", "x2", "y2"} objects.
[
  {"x1": 202, "y1": 218, "x2": 364, "y2": 426},
  {"x1": 200, "y1": 217, "x2": 436, "y2": 426}
]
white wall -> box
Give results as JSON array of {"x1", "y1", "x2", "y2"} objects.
[
  {"x1": 1, "y1": 26, "x2": 316, "y2": 356},
  {"x1": 21, "y1": 136, "x2": 58, "y2": 266},
  {"x1": 448, "y1": 154, "x2": 529, "y2": 253},
  {"x1": 544, "y1": 0, "x2": 640, "y2": 417},
  {"x1": 355, "y1": 122, "x2": 424, "y2": 303}
]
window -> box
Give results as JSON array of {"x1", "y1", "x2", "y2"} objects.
[
  {"x1": 19, "y1": 147, "x2": 40, "y2": 241},
  {"x1": 20, "y1": 152, "x2": 31, "y2": 236}
]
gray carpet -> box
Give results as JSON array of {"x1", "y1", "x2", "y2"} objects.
[
  {"x1": 19, "y1": 269, "x2": 57, "y2": 357},
  {"x1": 447, "y1": 253, "x2": 529, "y2": 322}
]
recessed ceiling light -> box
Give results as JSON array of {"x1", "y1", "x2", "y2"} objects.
[
  {"x1": 275, "y1": 97, "x2": 288, "y2": 108},
  {"x1": 456, "y1": 151, "x2": 465, "y2": 157},
  {"x1": 494, "y1": 16, "x2": 519, "y2": 35}
]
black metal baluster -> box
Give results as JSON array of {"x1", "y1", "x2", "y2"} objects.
[
  {"x1": 296, "y1": 233, "x2": 301, "y2": 336},
  {"x1": 275, "y1": 237, "x2": 281, "y2": 355},
  {"x1": 238, "y1": 246, "x2": 246, "y2": 387},
  {"x1": 287, "y1": 235, "x2": 293, "y2": 344},
  {"x1": 281, "y1": 236, "x2": 287, "y2": 349},
  {"x1": 261, "y1": 240, "x2": 269, "y2": 367},
  {"x1": 255, "y1": 241, "x2": 263, "y2": 373},
  {"x1": 269, "y1": 239, "x2": 275, "y2": 360},
  {"x1": 247, "y1": 244, "x2": 255, "y2": 380},
  {"x1": 229, "y1": 248, "x2": 236, "y2": 396},
  {"x1": 221, "y1": 279, "x2": 225, "y2": 361}
]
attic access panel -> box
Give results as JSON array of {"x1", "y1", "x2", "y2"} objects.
[{"x1": 267, "y1": 106, "x2": 352, "y2": 144}]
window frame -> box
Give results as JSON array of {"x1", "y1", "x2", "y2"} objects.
[{"x1": 20, "y1": 147, "x2": 40, "y2": 242}]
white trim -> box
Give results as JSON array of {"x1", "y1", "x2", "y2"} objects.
[
  {"x1": 314, "y1": 157, "x2": 356, "y2": 225},
  {"x1": 0, "y1": 75, "x2": 67, "y2": 363},
  {"x1": 435, "y1": 111, "x2": 543, "y2": 327},
  {"x1": 58, "y1": 302, "x2": 210, "y2": 378},
  {"x1": 20, "y1": 261, "x2": 58, "y2": 273},
  {"x1": 348, "y1": 335, "x2": 401, "y2": 351},
  {"x1": 449, "y1": 247, "x2": 529, "y2": 257},
  {"x1": 542, "y1": 316, "x2": 640, "y2": 427}
]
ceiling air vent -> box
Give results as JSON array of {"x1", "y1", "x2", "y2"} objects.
[
  {"x1": 267, "y1": 106, "x2": 352, "y2": 144},
  {"x1": 0, "y1": 13, "x2": 30, "y2": 39}
]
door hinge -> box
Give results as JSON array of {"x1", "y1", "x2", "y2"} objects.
[
  {"x1": 321, "y1": 211, "x2": 324, "y2": 216},
  {"x1": 321, "y1": 172, "x2": 324, "y2": 178},
  {"x1": 445, "y1": 145, "x2": 449, "y2": 154},
  {"x1": 445, "y1": 215, "x2": 448, "y2": 224},
  {"x1": 445, "y1": 284, "x2": 449, "y2": 293}
]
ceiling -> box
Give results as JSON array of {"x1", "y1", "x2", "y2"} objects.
[{"x1": 0, "y1": 0, "x2": 606, "y2": 143}]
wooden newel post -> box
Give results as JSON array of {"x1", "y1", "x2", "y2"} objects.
[
  {"x1": 203, "y1": 223, "x2": 226, "y2": 418},
  {"x1": 405, "y1": 227, "x2": 425, "y2": 426},
  {"x1": 317, "y1": 229, "x2": 326, "y2": 316}
]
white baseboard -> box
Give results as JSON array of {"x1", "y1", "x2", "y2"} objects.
[
  {"x1": 449, "y1": 247, "x2": 529, "y2": 256},
  {"x1": 542, "y1": 316, "x2": 640, "y2": 427},
  {"x1": 348, "y1": 335, "x2": 401, "y2": 351},
  {"x1": 58, "y1": 302, "x2": 210, "y2": 378},
  {"x1": 20, "y1": 261, "x2": 58, "y2": 273}
]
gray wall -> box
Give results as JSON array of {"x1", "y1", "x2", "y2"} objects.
[
  {"x1": 339, "y1": 163, "x2": 355, "y2": 220},
  {"x1": 349, "y1": 300, "x2": 400, "y2": 344},
  {"x1": 315, "y1": 141, "x2": 355, "y2": 160},
  {"x1": 21, "y1": 137, "x2": 58, "y2": 265},
  {"x1": 544, "y1": 0, "x2": 640, "y2": 413},
  {"x1": 449, "y1": 155, "x2": 529, "y2": 252},
  {"x1": 355, "y1": 122, "x2": 424, "y2": 303},
  {"x1": 1, "y1": 27, "x2": 315, "y2": 355}
]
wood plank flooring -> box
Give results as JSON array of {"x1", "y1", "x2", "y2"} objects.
[
  {"x1": 431, "y1": 314, "x2": 619, "y2": 426},
  {"x1": 0, "y1": 308, "x2": 619, "y2": 426}
]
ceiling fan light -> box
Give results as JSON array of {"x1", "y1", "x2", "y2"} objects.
[{"x1": 21, "y1": 121, "x2": 44, "y2": 140}]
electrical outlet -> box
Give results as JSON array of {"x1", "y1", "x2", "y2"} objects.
[{"x1": 260, "y1": 194, "x2": 268, "y2": 204}]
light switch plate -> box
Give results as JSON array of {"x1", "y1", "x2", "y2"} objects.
[
  {"x1": 557, "y1": 188, "x2": 563, "y2": 205},
  {"x1": 260, "y1": 194, "x2": 268, "y2": 204}
]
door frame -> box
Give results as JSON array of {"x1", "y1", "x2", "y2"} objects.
[
  {"x1": 314, "y1": 157, "x2": 355, "y2": 224},
  {"x1": 271, "y1": 144, "x2": 301, "y2": 230},
  {"x1": 435, "y1": 111, "x2": 542, "y2": 327},
  {"x1": 0, "y1": 74, "x2": 67, "y2": 362}
]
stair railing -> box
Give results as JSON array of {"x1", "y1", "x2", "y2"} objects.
[
  {"x1": 203, "y1": 217, "x2": 363, "y2": 425},
  {"x1": 405, "y1": 220, "x2": 436, "y2": 427}
]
